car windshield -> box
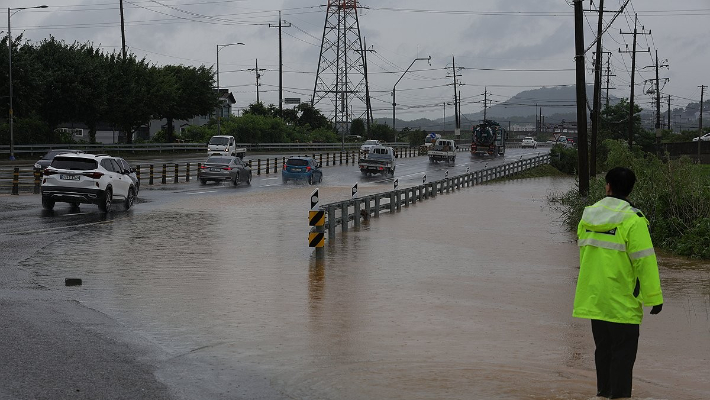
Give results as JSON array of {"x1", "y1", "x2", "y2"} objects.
[
  {"x1": 286, "y1": 159, "x2": 309, "y2": 167},
  {"x1": 206, "y1": 157, "x2": 232, "y2": 164},
  {"x1": 364, "y1": 140, "x2": 379, "y2": 145},
  {"x1": 51, "y1": 157, "x2": 98, "y2": 171},
  {"x1": 524, "y1": 137, "x2": 533, "y2": 140},
  {"x1": 209, "y1": 137, "x2": 229, "y2": 146}
]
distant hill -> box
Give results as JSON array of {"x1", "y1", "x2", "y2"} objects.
[{"x1": 376, "y1": 86, "x2": 622, "y2": 131}]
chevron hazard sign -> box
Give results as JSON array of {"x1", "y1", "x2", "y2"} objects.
[
  {"x1": 309, "y1": 232, "x2": 325, "y2": 247},
  {"x1": 309, "y1": 210, "x2": 325, "y2": 226}
]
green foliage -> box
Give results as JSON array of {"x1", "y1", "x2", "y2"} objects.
[
  {"x1": 407, "y1": 129, "x2": 428, "y2": 147},
  {"x1": 0, "y1": 117, "x2": 51, "y2": 145},
  {"x1": 350, "y1": 118, "x2": 366, "y2": 137},
  {"x1": 553, "y1": 139, "x2": 710, "y2": 259},
  {"x1": 549, "y1": 144, "x2": 578, "y2": 174},
  {"x1": 369, "y1": 123, "x2": 395, "y2": 142}
]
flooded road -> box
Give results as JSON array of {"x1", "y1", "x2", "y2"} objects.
[{"x1": 14, "y1": 176, "x2": 710, "y2": 400}]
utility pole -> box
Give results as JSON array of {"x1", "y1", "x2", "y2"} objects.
[
  {"x1": 620, "y1": 14, "x2": 650, "y2": 149},
  {"x1": 574, "y1": 0, "x2": 590, "y2": 196},
  {"x1": 119, "y1": 0, "x2": 126, "y2": 59},
  {"x1": 483, "y1": 87, "x2": 488, "y2": 120},
  {"x1": 248, "y1": 59, "x2": 266, "y2": 103},
  {"x1": 699, "y1": 85, "x2": 706, "y2": 162},
  {"x1": 643, "y1": 50, "x2": 668, "y2": 154},
  {"x1": 355, "y1": 37, "x2": 375, "y2": 134},
  {"x1": 590, "y1": 0, "x2": 605, "y2": 176},
  {"x1": 451, "y1": 56, "x2": 461, "y2": 135},
  {"x1": 269, "y1": 11, "x2": 290, "y2": 118},
  {"x1": 605, "y1": 53, "x2": 616, "y2": 108},
  {"x1": 667, "y1": 95, "x2": 671, "y2": 132}
]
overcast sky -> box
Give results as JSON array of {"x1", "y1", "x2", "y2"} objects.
[{"x1": 7, "y1": 0, "x2": 709, "y2": 122}]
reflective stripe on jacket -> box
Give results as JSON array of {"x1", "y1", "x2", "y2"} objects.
[{"x1": 573, "y1": 196, "x2": 663, "y2": 324}]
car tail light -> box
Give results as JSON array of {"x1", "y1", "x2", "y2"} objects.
[
  {"x1": 307, "y1": 166, "x2": 312, "y2": 171},
  {"x1": 43, "y1": 168, "x2": 57, "y2": 176},
  {"x1": 200, "y1": 165, "x2": 207, "y2": 169},
  {"x1": 378, "y1": 167, "x2": 383, "y2": 170},
  {"x1": 82, "y1": 171, "x2": 104, "y2": 179},
  {"x1": 222, "y1": 167, "x2": 232, "y2": 171},
  {"x1": 283, "y1": 164, "x2": 286, "y2": 171}
]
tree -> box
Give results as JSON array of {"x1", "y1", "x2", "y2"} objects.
[
  {"x1": 105, "y1": 54, "x2": 156, "y2": 144},
  {"x1": 350, "y1": 118, "x2": 365, "y2": 137},
  {"x1": 153, "y1": 65, "x2": 217, "y2": 142},
  {"x1": 296, "y1": 103, "x2": 331, "y2": 130}
]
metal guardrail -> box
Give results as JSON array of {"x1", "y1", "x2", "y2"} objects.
[
  {"x1": 319, "y1": 154, "x2": 551, "y2": 239},
  {"x1": 0, "y1": 147, "x2": 424, "y2": 195},
  {"x1": 0, "y1": 142, "x2": 416, "y2": 157}
]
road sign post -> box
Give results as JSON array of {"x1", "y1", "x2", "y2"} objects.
[{"x1": 309, "y1": 188, "x2": 324, "y2": 258}]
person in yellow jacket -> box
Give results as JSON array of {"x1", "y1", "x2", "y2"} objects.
[{"x1": 573, "y1": 167, "x2": 663, "y2": 399}]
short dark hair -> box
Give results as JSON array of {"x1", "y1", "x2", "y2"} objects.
[{"x1": 605, "y1": 167, "x2": 636, "y2": 197}]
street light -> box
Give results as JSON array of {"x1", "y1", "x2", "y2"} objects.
[
  {"x1": 8, "y1": 5, "x2": 47, "y2": 161},
  {"x1": 216, "y1": 42, "x2": 244, "y2": 136},
  {"x1": 392, "y1": 56, "x2": 430, "y2": 137}
]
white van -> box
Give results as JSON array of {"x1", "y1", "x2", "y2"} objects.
[{"x1": 207, "y1": 135, "x2": 246, "y2": 158}]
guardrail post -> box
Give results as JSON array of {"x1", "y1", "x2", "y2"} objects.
[
  {"x1": 149, "y1": 165, "x2": 154, "y2": 185},
  {"x1": 136, "y1": 165, "x2": 141, "y2": 184},
  {"x1": 389, "y1": 192, "x2": 395, "y2": 213},
  {"x1": 339, "y1": 152, "x2": 343, "y2": 165},
  {"x1": 174, "y1": 164, "x2": 179, "y2": 183},
  {"x1": 354, "y1": 199, "x2": 361, "y2": 229},
  {"x1": 319, "y1": 154, "x2": 323, "y2": 167},
  {"x1": 33, "y1": 168, "x2": 41, "y2": 194},
  {"x1": 11, "y1": 167, "x2": 19, "y2": 195},
  {"x1": 346, "y1": 151, "x2": 349, "y2": 165},
  {"x1": 364, "y1": 196, "x2": 371, "y2": 218},
  {"x1": 332, "y1": 152, "x2": 336, "y2": 165},
  {"x1": 186, "y1": 163, "x2": 190, "y2": 182},
  {"x1": 161, "y1": 164, "x2": 167, "y2": 184},
  {"x1": 257, "y1": 159, "x2": 261, "y2": 175},
  {"x1": 341, "y1": 201, "x2": 349, "y2": 232},
  {"x1": 274, "y1": 158, "x2": 278, "y2": 174},
  {"x1": 327, "y1": 204, "x2": 336, "y2": 240},
  {"x1": 374, "y1": 194, "x2": 381, "y2": 217},
  {"x1": 326, "y1": 153, "x2": 330, "y2": 166}
]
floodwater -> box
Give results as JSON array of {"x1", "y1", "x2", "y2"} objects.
[{"x1": 23, "y1": 177, "x2": 710, "y2": 400}]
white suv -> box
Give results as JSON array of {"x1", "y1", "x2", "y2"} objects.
[{"x1": 41, "y1": 153, "x2": 137, "y2": 212}]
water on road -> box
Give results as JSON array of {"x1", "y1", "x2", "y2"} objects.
[{"x1": 21, "y1": 177, "x2": 710, "y2": 400}]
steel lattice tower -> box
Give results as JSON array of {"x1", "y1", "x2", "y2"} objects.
[{"x1": 312, "y1": 0, "x2": 371, "y2": 135}]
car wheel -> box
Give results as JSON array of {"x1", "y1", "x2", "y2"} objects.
[
  {"x1": 308, "y1": 174, "x2": 314, "y2": 185},
  {"x1": 41, "y1": 196, "x2": 55, "y2": 211},
  {"x1": 200, "y1": 179, "x2": 207, "y2": 185},
  {"x1": 125, "y1": 187, "x2": 135, "y2": 210},
  {"x1": 318, "y1": 174, "x2": 323, "y2": 183},
  {"x1": 98, "y1": 188, "x2": 112, "y2": 212},
  {"x1": 233, "y1": 173, "x2": 239, "y2": 186},
  {"x1": 246, "y1": 172, "x2": 252, "y2": 185}
]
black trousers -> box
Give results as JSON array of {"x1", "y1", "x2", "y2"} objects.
[{"x1": 591, "y1": 319, "x2": 640, "y2": 399}]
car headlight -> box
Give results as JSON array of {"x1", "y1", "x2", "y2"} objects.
[{"x1": 34, "y1": 163, "x2": 41, "y2": 169}]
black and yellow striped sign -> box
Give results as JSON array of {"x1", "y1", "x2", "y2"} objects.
[
  {"x1": 309, "y1": 232, "x2": 325, "y2": 247},
  {"x1": 309, "y1": 210, "x2": 325, "y2": 226}
]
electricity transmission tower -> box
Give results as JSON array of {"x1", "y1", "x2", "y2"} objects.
[{"x1": 312, "y1": 0, "x2": 371, "y2": 140}]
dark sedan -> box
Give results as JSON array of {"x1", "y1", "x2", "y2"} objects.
[
  {"x1": 34, "y1": 149, "x2": 84, "y2": 170},
  {"x1": 198, "y1": 156, "x2": 252, "y2": 186}
]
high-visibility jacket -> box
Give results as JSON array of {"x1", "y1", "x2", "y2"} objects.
[{"x1": 573, "y1": 196, "x2": 663, "y2": 324}]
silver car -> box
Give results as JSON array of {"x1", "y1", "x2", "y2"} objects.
[{"x1": 198, "y1": 156, "x2": 252, "y2": 186}]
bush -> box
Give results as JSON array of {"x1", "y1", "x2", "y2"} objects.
[
  {"x1": 553, "y1": 139, "x2": 710, "y2": 259},
  {"x1": 549, "y1": 144, "x2": 578, "y2": 174}
]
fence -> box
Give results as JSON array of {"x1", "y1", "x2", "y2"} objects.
[
  {"x1": 0, "y1": 142, "x2": 416, "y2": 158},
  {"x1": 318, "y1": 155, "x2": 551, "y2": 242},
  {"x1": 1, "y1": 148, "x2": 424, "y2": 194}
]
